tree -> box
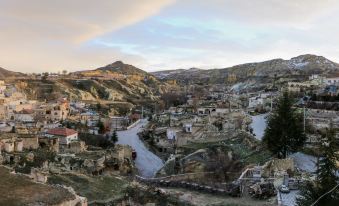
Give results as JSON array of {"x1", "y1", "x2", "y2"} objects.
[
  {"x1": 42, "y1": 72, "x2": 49, "y2": 81},
  {"x1": 161, "y1": 92, "x2": 187, "y2": 108},
  {"x1": 296, "y1": 181, "x2": 319, "y2": 206},
  {"x1": 97, "y1": 120, "x2": 105, "y2": 134},
  {"x1": 11, "y1": 126, "x2": 16, "y2": 133},
  {"x1": 317, "y1": 126, "x2": 339, "y2": 192},
  {"x1": 97, "y1": 103, "x2": 102, "y2": 111},
  {"x1": 111, "y1": 130, "x2": 118, "y2": 143},
  {"x1": 297, "y1": 125, "x2": 339, "y2": 206},
  {"x1": 62, "y1": 70, "x2": 68, "y2": 75},
  {"x1": 262, "y1": 91, "x2": 306, "y2": 158}
]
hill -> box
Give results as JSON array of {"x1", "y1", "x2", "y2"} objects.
[
  {"x1": 152, "y1": 54, "x2": 339, "y2": 84},
  {"x1": 19, "y1": 61, "x2": 171, "y2": 114},
  {"x1": 73, "y1": 61, "x2": 149, "y2": 77},
  {"x1": 95, "y1": 61, "x2": 149, "y2": 75},
  {"x1": 0, "y1": 67, "x2": 22, "y2": 79}
]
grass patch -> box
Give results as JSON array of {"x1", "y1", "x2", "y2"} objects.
[
  {"x1": 48, "y1": 173, "x2": 128, "y2": 202},
  {"x1": 181, "y1": 138, "x2": 271, "y2": 166},
  {"x1": 0, "y1": 167, "x2": 74, "y2": 206}
]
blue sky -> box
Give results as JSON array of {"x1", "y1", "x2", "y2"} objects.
[{"x1": 1, "y1": 0, "x2": 339, "y2": 72}]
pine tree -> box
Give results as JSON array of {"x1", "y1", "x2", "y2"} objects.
[
  {"x1": 297, "y1": 125, "x2": 339, "y2": 206},
  {"x1": 111, "y1": 130, "x2": 118, "y2": 143},
  {"x1": 262, "y1": 91, "x2": 306, "y2": 158},
  {"x1": 318, "y1": 126, "x2": 338, "y2": 183},
  {"x1": 296, "y1": 181, "x2": 318, "y2": 206},
  {"x1": 11, "y1": 126, "x2": 16, "y2": 133},
  {"x1": 97, "y1": 120, "x2": 105, "y2": 134}
]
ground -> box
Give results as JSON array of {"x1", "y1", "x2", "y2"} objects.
[
  {"x1": 289, "y1": 152, "x2": 317, "y2": 173},
  {"x1": 162, "y1": 187, "x2": 277, "y2": 206},
  {"x1": 0, "y1": 166, "x2": 74, "y2": 206},
  {"x1": 279, "y1": 190, "x2": 300, "y2": 206},
  {"x1": 116, "y1": 119, "x2": 164, "y2": 177},
  {"x1": 180, "y1": 138, "x2": 271, "y2": 166},
  {"x1": 47, "y1": 172, "x2": 128, "y2": 203}
]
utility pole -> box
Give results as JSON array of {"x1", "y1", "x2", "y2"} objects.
[
  {"x1": 304, "y1": 104, "x2": 306, "y2": 132},
  {"x1": 270, "y1": 92, "x2": 273, "y2": 112},
  {"x1": 141, "y1": 106, "x2": 144, "y2": 119}
]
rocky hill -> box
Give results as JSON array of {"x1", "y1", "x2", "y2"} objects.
[
  {"x1": 67, "y1": 61, "x2": 169, "y2": 101},
  {"x1": 152, "y1": 54, "x2": 339, "y2": 84},
  {"x1": 0, "y1": 67, "x2": 22, "y2": 79},
  {"x1": 96, "y1": 61, "x2": 149, "y2": 75},
  {"x1": 19, "y1": 61, "x2": 171, "y2": 114},
  {"x1": 74, "y1": 61, "x2": 149, "y2": 77}
]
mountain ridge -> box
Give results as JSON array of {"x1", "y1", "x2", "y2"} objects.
[{"x1": 151, "y1": 54, "x2": 339, "y2": 83}]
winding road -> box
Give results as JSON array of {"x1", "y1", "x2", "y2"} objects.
[
  {"x1": 250, "y1": 113, "x2": 269, "y2": 140},
  {"x1": 116, "y1": 119, "x2": 164, "y2": 177}
]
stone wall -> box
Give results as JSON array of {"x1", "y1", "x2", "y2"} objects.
[
  {"x1": 21, "y1": 136, "x2": 39, "y2": 150},
  {"x1": 262, "y1": 158, "x2": 294, "y2": 177}
]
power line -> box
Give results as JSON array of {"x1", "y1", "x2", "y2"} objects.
[{"x1": 310, "y1": 183, "x2": 339, "y2": 206}]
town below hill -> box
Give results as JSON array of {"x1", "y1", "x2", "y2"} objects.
[{"x1": 0, "y1": 54, "x2": 338, "y2": 205}]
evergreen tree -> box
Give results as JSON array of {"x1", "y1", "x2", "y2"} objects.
[
  {"x1": 97, "y1": 103, "x2": 102, "y2": 111},
  {"x1": 296, "y1": 181, "x2": 319, "y2": 206},
  {"x1": 317, "y1": 126, "x2": 339, "y2": 190},
  {"x1": 11, "y1": 126, "x2": 16, "y2": 133},
  {"x1": 262, "y1": 91, "x2": 306, "y2": 158},
  {"x1": 297, "y1": 125, "x2": 339, "y2": 206},
  {"x1": 111, "y1": 130, "x2": 118, "y2": 143},
  {"x1": 97, "y1": 120, "x2": 105, "y2": 134}
]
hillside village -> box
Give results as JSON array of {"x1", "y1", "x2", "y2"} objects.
[{"x1": 0, "y1": 55, "x2": 338, "y2": 206}]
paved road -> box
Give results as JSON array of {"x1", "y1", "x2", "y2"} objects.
[
  {"x1": 116, "y1": 119, "x2": 164, "y2": 177},
  {"x1": 250, "y1": 113, "x2": 269, "y2": 140}
]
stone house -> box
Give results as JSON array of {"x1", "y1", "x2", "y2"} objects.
[
  {"x1": 61, "y1": 141, "x2": 87, "y2": 154},
  {"x1": 80, "y1": 111, "x2": 100, "y2": 126},
  {"x1": 14, "y1": 109, "x2": 35, "y2": 122},
  {"x1": 39, "y1": 136, "x2": 59, "y2": 153},
  {"x1": 325, "y1": 75, "x2": 339, "y2": 85},
  {"x1": 46, "y1": 128, "x2": 78, "y2": 145},
  {"x1": 0, "y1": 133, "x2": 24, "y2": 153},
  {"x1": 287, "y1": 82, "x2": 316, "y2": 92},
  {"x1": 19, "y1": 134, "x2": 39, "y2": 150}
]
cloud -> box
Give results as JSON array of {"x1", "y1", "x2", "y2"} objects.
[
  {"x1": 0, "y1": 0, "x2": 174, "y2": 72},
  {"x1": 1, "y1": 0, "x2": 339, "y2": 73},
  {"x1": 94, "y1": 0, "x2": 339, "y2": 71},
  {"x1": 172, "y1": 0, "x2": 339, "y2": 27}
]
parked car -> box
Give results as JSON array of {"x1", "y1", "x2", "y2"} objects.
[
  {"x1": 132, "y1": 149, "x2": 137, "y2": 160},
  {"x1": 279, "y1": 185, "x2": 290, "y2": 193}
]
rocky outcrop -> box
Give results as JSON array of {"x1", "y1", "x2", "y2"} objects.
[
  {"x1": 54, "y1": 186, "x2": 87, "y2": 206},
  {"x1": 157, "y1": 147, "x2": 243, "y2": 182},
  {"x1": 262, "y1": 158, "x2": 294, "y2": 177}
]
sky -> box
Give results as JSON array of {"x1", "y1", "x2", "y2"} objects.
[{"x1": 1, "y1": 0, "x2": 339, "y2": 73}]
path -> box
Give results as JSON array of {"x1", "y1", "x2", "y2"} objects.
[{"x1": 116, "y1": 119, "x2": 164, "y2": 177}]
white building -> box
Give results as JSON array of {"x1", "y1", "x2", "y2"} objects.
[
  {"x1": 14, "y1": 109, "x2": 35, "y2": 122},
  {"x1": 248, "y1": 93, "x2": 271, "y2": 109},
  {"x1": 325, "y1": 75, "x2": 339, "y2": 85},
  {"x1": 46, "y1": 128, "x2": 78, "y2": 145},
  {"x1": 166, "y1": 128, "x2": 178, "y2": 140},
  {"x1": 183, "y1": 123, "x2": 192, "y2": 133}
]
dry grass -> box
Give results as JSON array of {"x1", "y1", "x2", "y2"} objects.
[
  {"x1": 0, "y1": 167, "x2": 74, "y2": 206},
  {"x1": 48, "y1": 173, "x2": 128, "y2": 202}
]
